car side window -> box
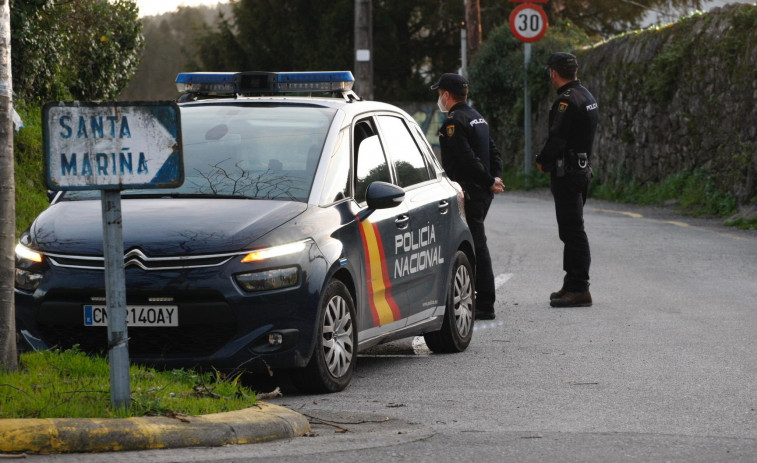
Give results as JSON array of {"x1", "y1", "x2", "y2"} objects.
[
  {"x1": 411, "y1": 124, "x2": 442, "y2": 174},
  {"x1": 354, "y1": 119, "x2": 391, "y2": 204},
  {"x1": 319, "y1": 128, "x2": 351, "y2": 205},
  {"x1": 376, "y1": 115, "x2": 432, "y2": 188}
]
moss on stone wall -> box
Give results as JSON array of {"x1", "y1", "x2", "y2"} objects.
[{"x1": 479, "y1": 4, "x2": 757, "y2": 212}]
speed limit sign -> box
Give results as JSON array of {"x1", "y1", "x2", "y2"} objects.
[{"x1": 509, "y1": 3, "x2": 548, "y2": 43}]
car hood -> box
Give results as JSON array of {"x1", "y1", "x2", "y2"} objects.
[{"x1": 28, "y1": 198, "x2": 308, "y2": 256}]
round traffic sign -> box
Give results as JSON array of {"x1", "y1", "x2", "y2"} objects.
[{"x1": 509, "y1": 3, "x2": 548, "y2": 43}]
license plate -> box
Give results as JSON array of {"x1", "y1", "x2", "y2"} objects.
[{"x1": 83, "y1": 305, "x2": 178, "y2": 327}]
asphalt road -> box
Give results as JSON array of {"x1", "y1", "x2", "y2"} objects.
[{"x1": 24, "y1": 190, "x2": 757, "y2": 462}]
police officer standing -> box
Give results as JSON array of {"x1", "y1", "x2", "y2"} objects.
[
  {"x1": 536, "y1": 53, "x2": 598, "y2": 308},
  {"x1": 432, "y1": 73, "x2": 505, "y2": 320}
]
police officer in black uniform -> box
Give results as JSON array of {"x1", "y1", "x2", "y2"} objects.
[
  {"x1": 432, "y1": 73, "x2": 505, "y2": 320},
  {"x1": 536, "y1": 53, "x2": 598, "y2": 308}
]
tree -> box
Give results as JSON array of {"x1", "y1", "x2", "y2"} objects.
[
  {"x1": 1, "y1": 0, "x2": 17, "y2": 372},
  {"x1": 10, "y1": 0, "x2": 143, "y2": 102},
  {"x1": 120, "y1": 6, "x2": 225, "y2": 101},
  {"x1": 195, "y1": 0, "x2": 509, "y2": 102}
]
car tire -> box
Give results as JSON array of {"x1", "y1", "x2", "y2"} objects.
[
  {"x1": 291, "y1": 279, "x2": 357, "y2": 393},
  {"x1": 424, "y1": 250, "x2": 474, "y2": 353}
]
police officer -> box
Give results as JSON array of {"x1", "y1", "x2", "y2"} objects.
[
  {"x1": 432, "y1": 73, "x2": 505, "y2": 320},
  {"x1": 536, "y1": 53, "x2": 598, "y2": 308}
]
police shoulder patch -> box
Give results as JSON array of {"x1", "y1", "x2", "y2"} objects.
[
  {"x1": 446, "y1": 125, "x2": 455, "y2": 137},
  {"x1": 558, "y1": 102, "x2": 569, "y2": 113}
]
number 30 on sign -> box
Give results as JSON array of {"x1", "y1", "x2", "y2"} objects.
[{"x1": 509, "y1": 2, "x2": 549, "y2": 43}]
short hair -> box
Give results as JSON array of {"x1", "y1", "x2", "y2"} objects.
[
  {"x1": 446, "y1": 88, "x2": 468, "y2": 101},
  {"x1": 551, "y1": 65, "x2": 577, "y2": 80}
]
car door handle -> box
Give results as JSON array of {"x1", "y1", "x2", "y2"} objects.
[
  {"x1": 438, "y1": 200, "x2": 449, "y2": 214},
  {"x1": 395, "y1": 214, "x2": 410, "y2": 229}
]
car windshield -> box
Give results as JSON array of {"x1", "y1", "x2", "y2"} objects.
[{"x1": 59, "y1": 104, "x2": 336, "y2": 202}]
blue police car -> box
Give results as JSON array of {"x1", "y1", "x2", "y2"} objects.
[{"x1": 14, "y1": 71, "x2": 476, "y2": 392}]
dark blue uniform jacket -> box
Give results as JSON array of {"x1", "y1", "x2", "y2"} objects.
[
  {"x1": 536, "y1": 80, "x2": 598, "y2": 172},
  {"x1": 438, "y1": 102, "x2": 503, "y2": 200}
]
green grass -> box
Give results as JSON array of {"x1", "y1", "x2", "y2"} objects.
[
  {"x1": 501, "y1": 167, "x2": 550, "y2": 191},
  {"x1": 0, "y1": 348, "x2": 257, "y2": 419},
  {"x1": 591, "y1": 168, "x2": 738, "y2": 218},
  {"x1": 724, "y1": 217, "x2": 757, "y2": 230}
]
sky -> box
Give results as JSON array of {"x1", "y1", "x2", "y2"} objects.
[{"x1": 136, "y1": 0, "x2": 228, "y2": 17}]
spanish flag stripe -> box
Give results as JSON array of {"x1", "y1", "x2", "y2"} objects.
[
  {"x1": 357, "y1": 218, "x2": 381, "y2": 326},
  {"x1": 357, "y1": 218, "x2": 400, "y2": 326},
  {"x1": 371, "y1": 223, "x2": 402, "y2": 320}
]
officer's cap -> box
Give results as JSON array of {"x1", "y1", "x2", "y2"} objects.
[
  {"x1": 547, "y1": 52, "x2": 578, "y2": 71},
  {"x1": 430, "y1": 73, "x2": 469, "y2": 95}
]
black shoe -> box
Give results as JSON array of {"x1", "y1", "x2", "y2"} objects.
[
  {"x1": 475, "y1": 310, "x2": 495, "y2": 320},
  {"x1": 550, "y1": 291, "x2": 592, "y2": 308}
]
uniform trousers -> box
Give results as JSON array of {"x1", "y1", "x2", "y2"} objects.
[
  {"x1": 465, "y1": 195, "x2": 495, "y2": 312},
  {"x1": 550, "y1": 170, "x2": 592, "y2": 292}
]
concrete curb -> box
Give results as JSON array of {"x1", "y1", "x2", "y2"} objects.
[{"x1": 0, "y1": 402, "x2": 310, "y2": 454}]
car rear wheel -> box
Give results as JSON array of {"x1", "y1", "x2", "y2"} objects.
[
  {"x1": 291, "y1": 279, "x2": 356, "y2": 393},
  {"x1": 424, "y1": 250, "x2": 474, "y2": 353}
]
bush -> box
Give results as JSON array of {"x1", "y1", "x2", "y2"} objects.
[{"x1": 13, "y1": 101, "x2": 49, "y2": 237}]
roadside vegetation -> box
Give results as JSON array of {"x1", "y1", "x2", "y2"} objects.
[
  {"x1": 0, "y1": 348, "x2": 257, "y2": 419},
  {"x1": 501, "y1": 167, "x2": 756, "y2": 230}
]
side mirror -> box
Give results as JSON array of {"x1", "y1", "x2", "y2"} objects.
[{"x1": 357, "y1": 181, "x2": 404, "y2": 221}]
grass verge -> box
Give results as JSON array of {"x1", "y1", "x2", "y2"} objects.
[{"x1": 0, "y1": 348, "x2": 257, "y2": 419}]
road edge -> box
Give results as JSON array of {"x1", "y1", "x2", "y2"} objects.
[{"x1": 0, "y1": 402, "x2": 309, "y2": 454}]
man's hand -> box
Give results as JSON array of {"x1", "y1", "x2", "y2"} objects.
[{"x1": 490, "y1": 177, "x2": 505, "y2": 194}]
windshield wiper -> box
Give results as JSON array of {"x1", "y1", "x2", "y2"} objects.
[{"x1": 121, "y1": 193, "x2": 254, "y2": 200}]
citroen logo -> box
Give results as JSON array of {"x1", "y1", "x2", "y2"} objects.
[{"x1": 124, "y1": 249, "x2": 151, "y2": 270}]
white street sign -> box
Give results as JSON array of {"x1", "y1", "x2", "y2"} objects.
[{"x1": 44, "y1": 102, "x2": 182, "y2": 190}]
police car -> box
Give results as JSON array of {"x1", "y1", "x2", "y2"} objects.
[{"x1": 14, "y1": 71, "x2": 476, "y2": 393}]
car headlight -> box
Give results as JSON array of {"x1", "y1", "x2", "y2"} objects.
[
  {"x1": 15, "y1": 243, "x2": 43, "y2": 263},
  {"x1": 240, "y1": 240, "x2": 310, "y2": 263},
  {"x1": 235, "y1": 267, "x2": 299, "y2": 292}
]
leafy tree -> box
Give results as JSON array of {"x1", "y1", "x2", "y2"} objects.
[
  {"x1": 11, "y1": 0, "x2": 144, "y2": 102},
  {"x1": 195, "y1": 0, "x2": 509, "y2": 101},
  {"x1": 120, "y1": 6, "x2": 224, "y2": 101},
  {"x1": 192, "y1": 1, "x2": 701, "y2": 102}
]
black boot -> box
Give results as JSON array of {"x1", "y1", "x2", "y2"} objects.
[{"x1": 550, "y1": 291, "x2": 592, "y2": 308}]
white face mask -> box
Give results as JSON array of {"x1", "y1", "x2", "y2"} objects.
[{"x1": 437, "y1": 94, "x2": 448, "y2": 113}]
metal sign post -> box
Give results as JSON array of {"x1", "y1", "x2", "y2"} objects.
[
  {"x1": 101, "y1": 189, "x2": 129, "y2": 408},
  {"x1": 43, "y1": 101, "x2": 182, "y2": 410},
  {"x1": 509, "y1": 1, "x2": 549, "y2": 180},
  {"x1": 524, "y1": 42, "x2": 532, "y2": 178}
]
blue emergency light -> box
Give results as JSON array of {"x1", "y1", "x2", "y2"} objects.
[{"x1": 175, "y1": 71, "x2": 355, "y2": 96}]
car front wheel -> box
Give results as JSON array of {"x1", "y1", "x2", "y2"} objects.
[
  {"x1": 424, "y1": 250, "x2": 474, "y2": 353},
  {"x1": 291, "y1": 279, "x2": 356, "y2": 393}
]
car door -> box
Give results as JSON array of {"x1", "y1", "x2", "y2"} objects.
[
  {"x1": 374, "y1": 114, "x2": 451, "y2": 325},
  {"x1": 352, "y1": 117, "x2": 410, "y2": 338}
]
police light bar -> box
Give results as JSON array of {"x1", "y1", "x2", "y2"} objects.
[{"x1": 175, "y1": 71, "x2": 355, "y2": 95}]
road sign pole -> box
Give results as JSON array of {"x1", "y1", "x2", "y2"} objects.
[
  {"x1": 101, "y1": 189, "x2": 130, "y2": 410},
  {"x1": 509, "y1": 1, "x2": 548, "y2": 181},
  {"x1": 524, "y1": 42, "x2": 532, "y2": 180}
]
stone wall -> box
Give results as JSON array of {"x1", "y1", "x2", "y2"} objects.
[{"x1": 531, "y1": 4, "x2": 757, "y2": 205}]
